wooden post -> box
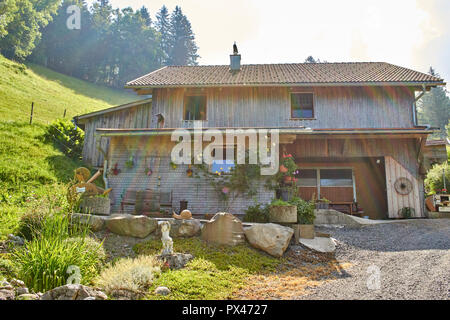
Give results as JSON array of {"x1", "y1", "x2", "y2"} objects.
[
  {"x1": 63, "y1": 109, "x2": 67, "y2": 118},
  {"x1": 29, "y1": 102, "x2": 34, "y2": 125}
]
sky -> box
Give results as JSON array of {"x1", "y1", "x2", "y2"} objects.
[{"x1": 86, "y1": 0, "x2": 450, "y2": 88}]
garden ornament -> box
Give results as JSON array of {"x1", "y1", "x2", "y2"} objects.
[{"x1": 160, "y1": 221, "x2": 173, "y2": 255}]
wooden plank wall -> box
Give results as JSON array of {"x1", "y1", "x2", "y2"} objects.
[
  {"x1": 82, "y1": 102, "x2": 152, "y2": 167},
  {"x1": 107, "y1": 136, "x2": 274, "y2": 215},
  {"x1": 152, "y1": 86, "x2": 415, "y2": 129},
  {"x1": 385, "y1": 156, "x2": 423, "y2": 218}
]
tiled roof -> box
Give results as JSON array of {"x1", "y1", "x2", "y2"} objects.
[{"x1": 126, "y1": 62, "x2": 444, "y2": 88}]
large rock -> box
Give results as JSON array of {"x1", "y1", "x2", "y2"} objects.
[
  {"x1": 156, "y1": 253, "x2": 194, "y2": 270},
  {"x1": 201, "y1": 212, "x2": 245, "y2": 246},
  {"x1": 71, "y1": 213, "x2": 106, "y2": 232},
  {"x1": 40, "y1": 284, "x2": 107, "y2": 300},
  {"x1": 156, "y1": 219, "x2": 201, "y2": 238},
  {"x1": 106, "y1": 214, "x2": 157, "y2": 238},
  {"x1": 299, "y1": 237, "x2": 336, "y2": 253},
  {"x1": 244, "y1": 223, "x2": 294, "y2": 257}
]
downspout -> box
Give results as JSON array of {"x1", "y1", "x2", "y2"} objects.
[
  {"x1": 95, "y1": 133, "x2": 108, "y2": 189},
  {"x1": 413, "y1": 85, "x2": 427, "y2": 127}
]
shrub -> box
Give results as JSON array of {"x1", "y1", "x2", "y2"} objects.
[
  {"x1": 0, "y1": 256, "x2": 19, "y2": 279},
  {"x1": 12, "y1": 214, "x2": 104, "y2": 292},
  {"x1": 95, "y1": 255, "x2": 161, "y2": 299},
  {"x1": 270, "y1": 199, "x2": 291, "y2": 206},
  {"x1": 43, "y1": 119, "x2": 84, "y2": 160},
  {"x1": 17, "y1": 211, "x2": 47, "y2": 240},
  {"x1": 243, "y1": 204, "x2": 270, "y2": 223},
  {"x1": 289, "y1": 197, "x2": 315, "y2": 224},
  {"x1": 425, "y1": 162, "x2": 449, "y2": 194}
]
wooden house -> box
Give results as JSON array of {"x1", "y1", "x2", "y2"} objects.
[{"x1": 74, "y1": 48, "x2": 447, "y2": 219}]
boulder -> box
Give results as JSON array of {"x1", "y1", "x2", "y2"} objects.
[
  {"x1": 155, "y1": 219, "x2": 201, "y2": 238},
  {"x1": 71, "y1": 213, "x2": 106, "y2": 232},
  {"x1": 40, "y1": 284, "x2": 107, "y2": 300},
  {"x1": 244, "y1": 223, "x2": 294, "y2": 257},
  {"x1": 10, "y1": 279, "x2": 25, "y2": 288},
  {"x1": 154, "y1": 286, "x2": 171, "y2": 296},
  {"x1": 299, "y1": 237, "x2": 336, "y2": 253},
  {"x1": 156, "y1": 253, "x2": 194, "y2": 270},
  {"x1": 201, "y1": 212, "x2": 245, "y2": 246},
  {"x1": 106, "y1": 214, "x2": 157, "y2": 238}
]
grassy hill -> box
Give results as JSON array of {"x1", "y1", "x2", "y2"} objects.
[
  {"x1": 0, "y1": 54, "x2": 137, "y2": 123},
  {"x1": 0, "y1": 56, "x2": 138, "y2": 239}
]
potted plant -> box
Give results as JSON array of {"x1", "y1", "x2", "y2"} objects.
[
  {"x1": 267, "y1": 153, "x2": 300, "y2": 201},
  {"x1": 269, "y1": 199, "x2": 297, "y2": 223},
  {"x1": 290, "y1": 197, "x2": 315, "y2": 239}
]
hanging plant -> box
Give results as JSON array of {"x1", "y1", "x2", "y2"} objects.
[
  {"x1": 110, "y1": 163, "x2": 121, "y2": 176},
  {"x1": 170, "y1": 161, "x2": 177, "y2": 170},
  {"x1": 186, "y1": 165, "x2": 193, "y2": 177},
  {"x1": 145, "y1": 167, "x2": 153, "y2": 176},
  {"x1": 125, "y1": 155, "x2": 134, "y2": 169}
]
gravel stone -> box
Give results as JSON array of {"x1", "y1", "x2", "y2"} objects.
[{"x1": 299, "y1": 219, "x2": 450, "y2": 300}]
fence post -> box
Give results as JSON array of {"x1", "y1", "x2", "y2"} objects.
[
  {"x1": 29, "y1": 102, "x2": 34, "y2": 125},
  {"x1": 63, "y1": 109, "x2": 67, "y2": 118}
]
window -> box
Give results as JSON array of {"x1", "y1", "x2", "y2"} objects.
[
  {"x1": 291, "y1": 93, "x2": 314, "y2": 119},
  {"x1": 211, "y1": 160, "x2": 235, "y2": 175},
  {"x1": 184, "y1": 95, "x2": 207, "y2": 120},
  {"x1": 320, "y1": 169, "x2": 353, "y2": 187},
  {"x1": 296, "y1": 169, "x2": 317, "y2": 187}
]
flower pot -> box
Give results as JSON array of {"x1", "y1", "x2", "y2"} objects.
[
  {"x1": 80, "y1": 197, "x2": 111, "y2": 216},
  {"x1": 298, "y1": 224, "x2": 315, "y2": 239},
  {"x1": 269, "y1": 205, "x2": 297, "y2": 223}
]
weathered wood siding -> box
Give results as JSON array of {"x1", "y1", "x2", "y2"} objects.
[
  {"x1": 385, "y1": 156, "x2": 423, "y2": 218},
  {"x1": 107, "y1": 136, "x2": 274, "y2": 215},
  {"x1": 82, "y1": 102, "x2": 152, "y2": 167},
  {"x1": 151, "y1": 86, "x2": 415, "y2": 129}
]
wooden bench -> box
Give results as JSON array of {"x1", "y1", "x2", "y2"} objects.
[
  {"x1": 120, "y1": 189, "x2": 160, "y2": 214},
  {"x1": 329, "y1": 201, "x2": 362, "y2": 217}
]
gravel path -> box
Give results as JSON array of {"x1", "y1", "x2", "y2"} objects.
[{"x1": 299, "y1": 219, "x2": 450, "y2": 300}]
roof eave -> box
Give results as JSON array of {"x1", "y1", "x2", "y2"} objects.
[{"x1": 124, "y1": 81, "x2": 445, "y2": 90}]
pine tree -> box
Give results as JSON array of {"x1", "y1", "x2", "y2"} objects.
[
  {"x1": 167, "y1": 6, "x2": 199, "y2": 66},
  {"x1": 155, "y1": 5, "x2": 170, "y2": 65},
  {"x1": 417, "y1": 67, "x2": 450, "y2": 139}
]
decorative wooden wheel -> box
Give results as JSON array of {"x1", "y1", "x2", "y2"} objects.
[{"x1": 394, "y1": 177, "x2": 413, "y2": 195}]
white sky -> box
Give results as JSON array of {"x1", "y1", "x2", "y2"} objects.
[{"x1": 85, "y1": 0, "x2": 450, "y2": 87}]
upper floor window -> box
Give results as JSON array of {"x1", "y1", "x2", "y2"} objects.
[
  {"x1": 184, "y1": 95, "x2": 207, "y2": 120},
  {"x1": 291, "y1": 93, "x2": 314, "y2": 119}
]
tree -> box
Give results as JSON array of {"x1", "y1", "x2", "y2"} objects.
[
  {"x1": 0, "y1": 0, "x2": 18, "y2": 38},
  {"x1": 167, "y1": 6, "x2": 199, "y2": 66},
  {"x1": 155, "y1": 5, "x2": 170, "y2": 65},
  {"x1": 0, "y1": 0, "x2": 60, "y2": 61},
  {"x1": 417, "y1": 67, "x2": 450, "y2": 139}
]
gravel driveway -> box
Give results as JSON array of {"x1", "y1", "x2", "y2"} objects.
[{"x1": 299, "y1": 219, "x2": 450, "y2": 300}]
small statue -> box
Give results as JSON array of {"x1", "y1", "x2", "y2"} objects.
[
  {"x1": 160, "y1": 221, "x2": 173, "y2": 255},
  {"x1": 69, "y1": 167, "x2": 112, "y2": 198}
]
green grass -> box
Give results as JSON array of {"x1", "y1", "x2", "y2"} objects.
[
  {"x1": 134, "y1": 238, "x2": 282, "y2": 300},
  {"x1": 0, "y1": 54, "x2": 138, "y2": 239},
  {"x1": 0, "y1": 122, "x2": 85, "y2": 239},
  {"x1": 0, "y1": 54, "x2": 137, "y2": 123}
]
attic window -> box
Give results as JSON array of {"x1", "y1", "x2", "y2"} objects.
[
  {"x1": 184, "y1": 95, "x2": 207, "y2": 120},
  {"x1": 291, "y1": 93, "x2": 314, "y2": 119}
]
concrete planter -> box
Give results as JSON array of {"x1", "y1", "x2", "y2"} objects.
[
  {"x1": 80, "y1": 197, "x2": 111, "y2": 216},
  {"x1": 298, "y1": 224, "x2": 315, "y2": 239},
  {"x1": 269, "y1": 205, "x2": 297, "y2": 223}
]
